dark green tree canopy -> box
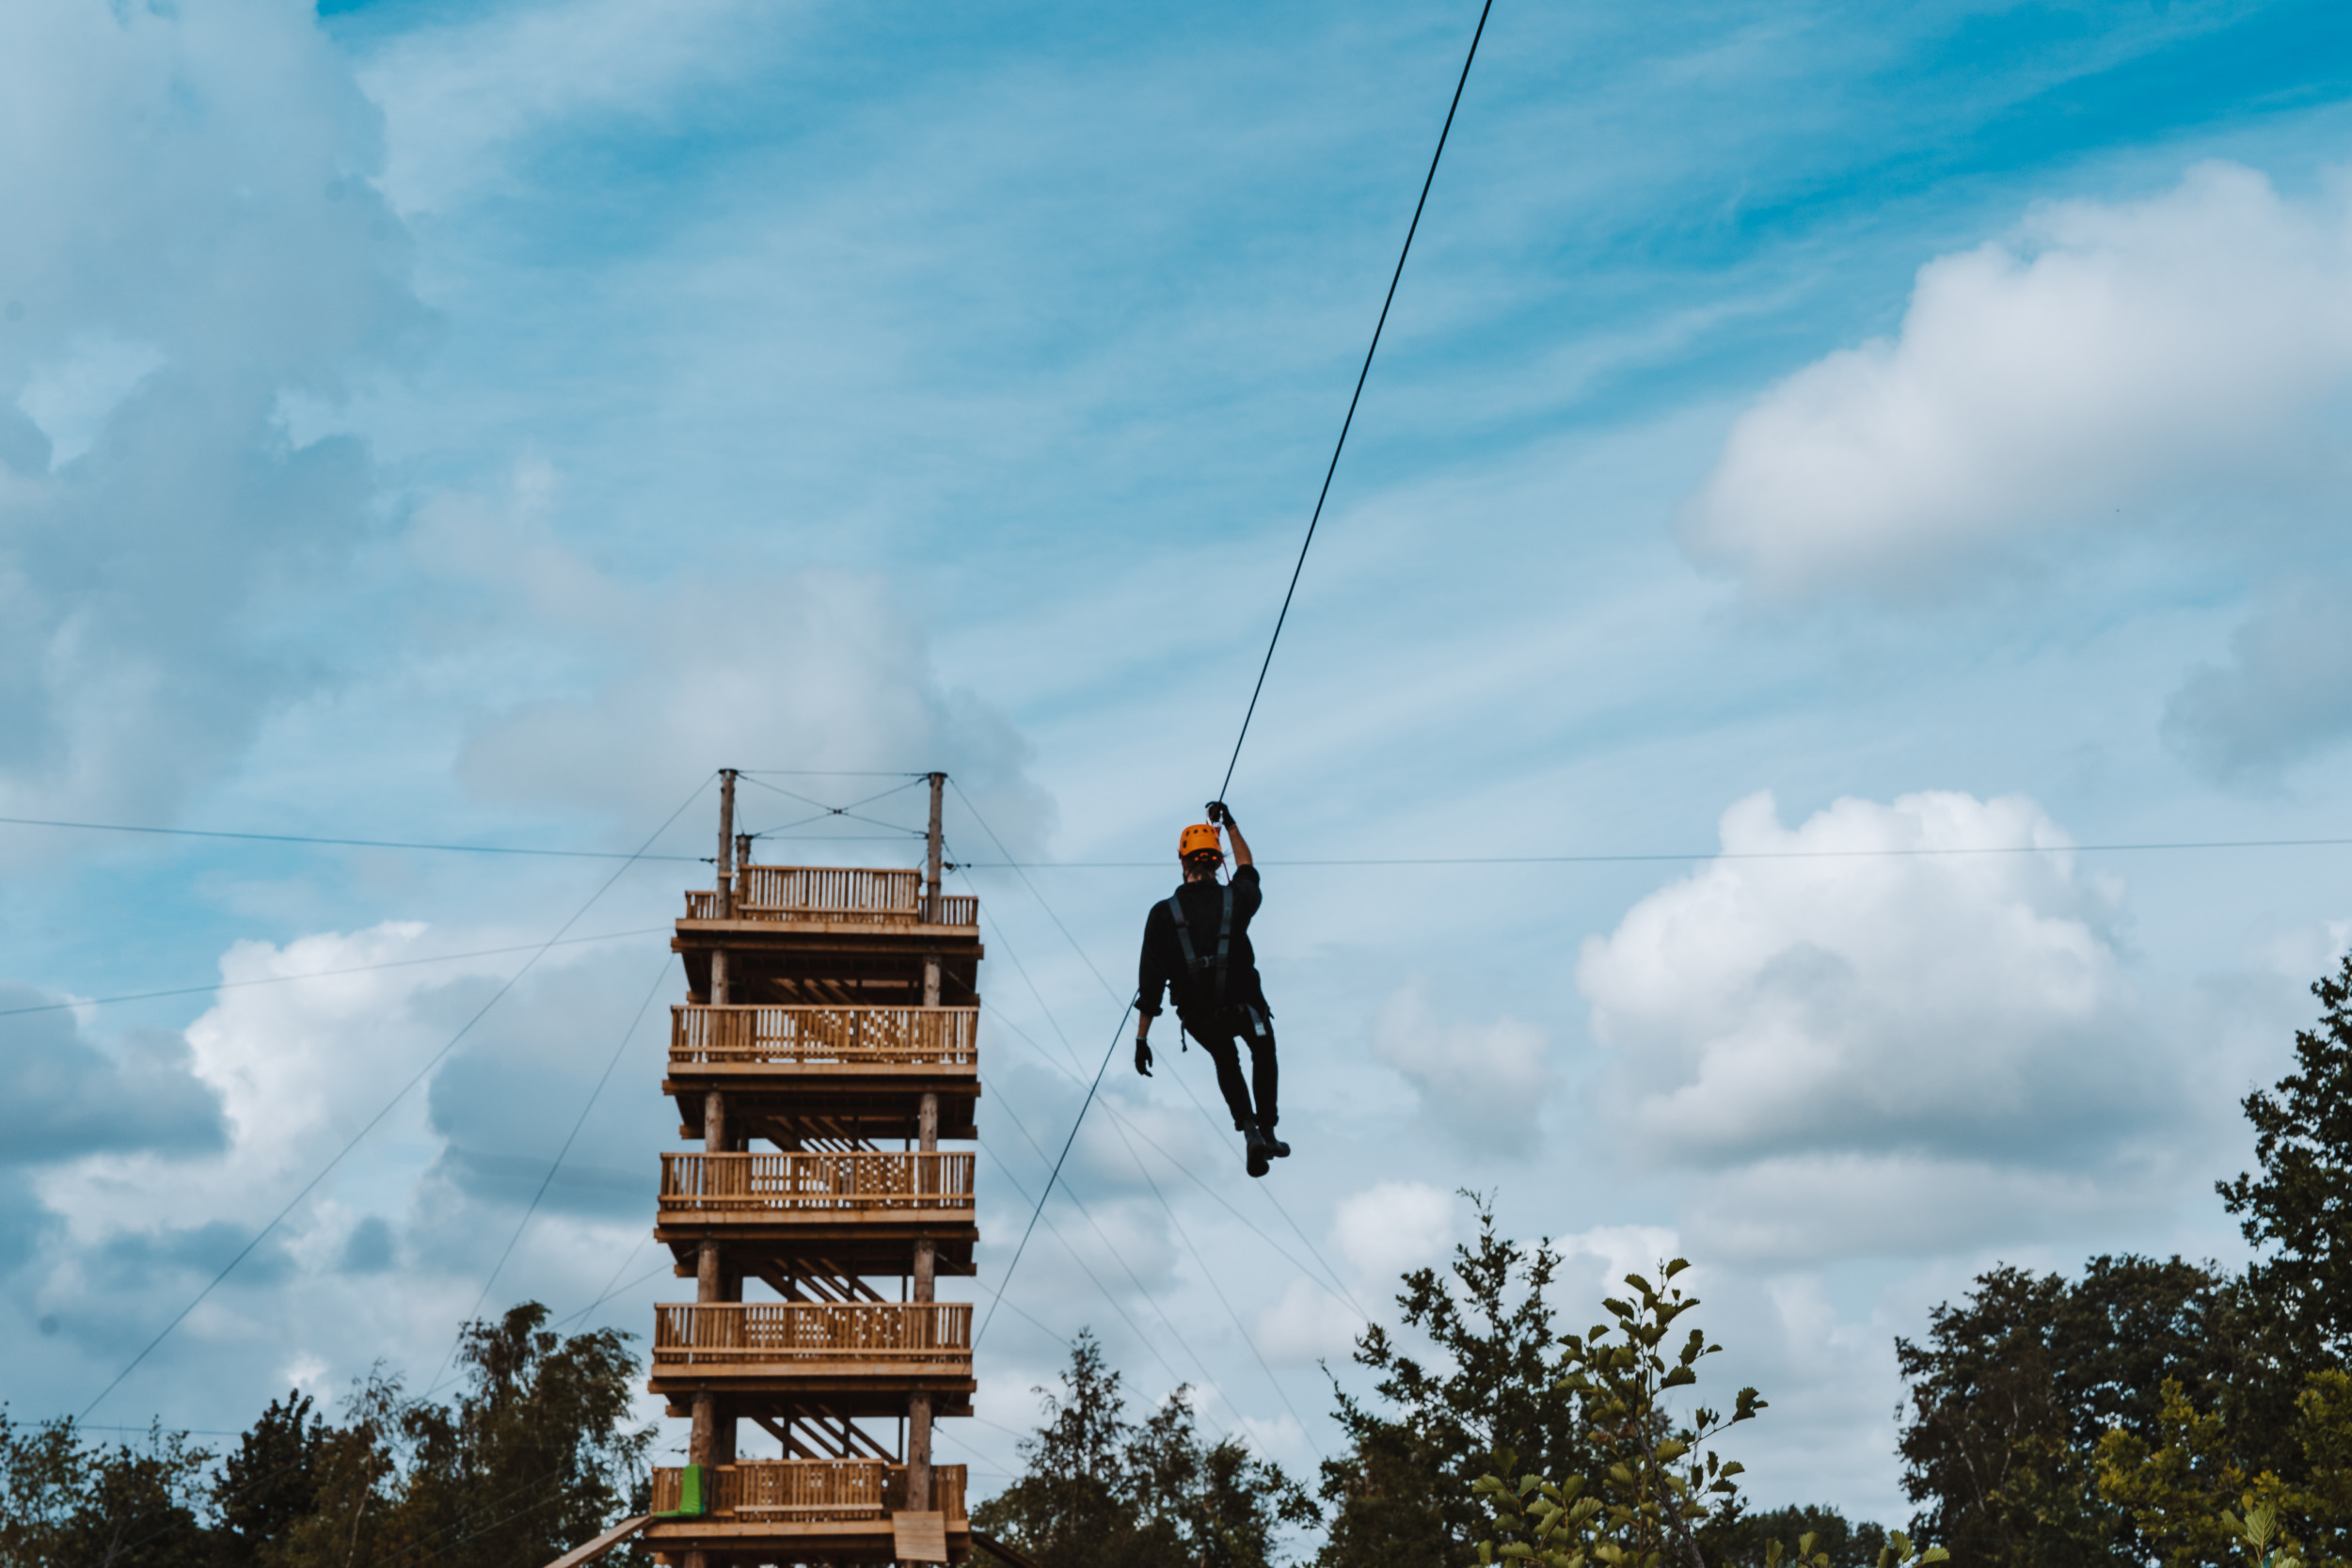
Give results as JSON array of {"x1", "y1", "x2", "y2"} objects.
[
  {"x1": 975, "y1": 1330, "x2": 1315, "y2": 1568},
  {"x1": 2222, "y1": 951, "x2": 2352, "y2": 1355}
]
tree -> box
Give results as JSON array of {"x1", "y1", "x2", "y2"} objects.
[
  {"x1": 368, "y1": 1304, "x2": 649, "y2": 1568},
  {"x1": 2095, "y1": 1369, "x2": 2352, "y2": 1568},
  {"x1": 213, "y1": 1392, "x2": 326, "y2": 1566},
  {"x1": 0, "y1": 1411, "x2": 215, "y2": 1568},
  {"x1": 974, "y1": 1330, "x2": 1316, "y2": 1568},
  {"x1": 2222, "y1": 952, "x2": 2352, "y2": 1361},
  {"x1": 1319, "y1": 1197, "x2": 1589, "y2": 1568},
  {"x1": 1893, "y1": 1256, "x2": 2270, "y2": 1567},
  {"x1": 976, "y1": 1332, "x2": 1137, "y2": 1565},
  {"x1": 1468, "y1": 1260, "x2": 1940, "y2": 1568},
  {"x1": 1704, "y1": 1505, "x2": 1889, "y2": 1568}
]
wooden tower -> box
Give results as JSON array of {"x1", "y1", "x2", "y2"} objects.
[{"x1": 643, "y1": 769, "x2": 981, "y2": 1568}]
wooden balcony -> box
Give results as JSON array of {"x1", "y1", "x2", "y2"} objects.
[
  {"x1": 672, "y1": 1005, "x2": 978, "y2": 1070},
  {"x1": 666, "y1": 1005, "x2": 980, "y2": 1142},
  {"x1": 682, "y1": 867, "x2": 977, "y2": 930},
  {"x1": 649, "y1": 1460, "x2": 966, "y2": 1519},
  {"x1": 644, "y1": 1462, "x2": 968, "y2": 1560},
  {"x1": 663, "y1": 1151, "x2": 975, "y2": 1212},
  {"x1": 648, "y1": 1302, "x2": 975, "y2": 1417},
  {"x1": 655, "y1": 1152, "x2": 977, "y2": 1275}
]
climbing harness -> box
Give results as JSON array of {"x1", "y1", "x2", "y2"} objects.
[{"x1": 1165, "y1": 882, "x2": 1234, "y2": 1018}]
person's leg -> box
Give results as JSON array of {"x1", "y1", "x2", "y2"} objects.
[
  {"x1": 1242, "y1": 1007, "x2": 1285, "y2": 1157},
  {"x1": 1195, "y1": 1033, "x2": 1257, "y2": 1127},
  {"x1": 1242, "y1": 1008, "x2": 1279, "y2": 1131}
]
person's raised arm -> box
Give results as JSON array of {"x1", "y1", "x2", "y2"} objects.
[{"x1": 1211, "y1": 800, "x2": 1252, "y2": 868}]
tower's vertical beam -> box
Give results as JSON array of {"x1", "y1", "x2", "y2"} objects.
[
  {"x1": 908, "y1": 1086, "x2": 940, "y2": 1510},
  {"x1": 712, "y1": 768, "x2": 737, "y2": 1004},
  {"x1": 924, "y1": 771, "x2": 946, "y2": 1008}
]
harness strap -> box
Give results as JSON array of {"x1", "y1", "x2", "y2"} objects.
[{"x1": 1165, "y1": 884, "x2": 1235, "y2": 1013}]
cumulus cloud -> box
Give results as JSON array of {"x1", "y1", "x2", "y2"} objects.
[
  {"x1": 18, "y1": 922, "x2": 669, "y2": 1415},
  {"x1": 1370, "y1": 979, "x2": 1552, "y2": 1152},
  {"x1": 0, "y1": 992, "x2": 224, "y2": 1168},
  {"x1": 1257, "y1": 1181, "x2": 1456, "y2": 1362},
  {"x1": 412, "y1": 469, "x2": 1053, "y2": 848},
  {"x1": 1682, "y1": 162, "x2": 2352, "y2": 597},
  {"x1": 0, "y1": 0, "x2": 429, "y2": 832},
  {"x1": 1577, "y1": 790, "x2": 2185, "y2": 1259},
  {"x1": 2164, "y1": 577, "x2": 2352, "y2": 781}
]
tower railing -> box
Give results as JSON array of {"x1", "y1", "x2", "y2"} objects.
[
  {"x1": 670, "y1": 1005, "x2": 978, "y2": 1067},
  {"x1": 660, "y1": 1151, "x2": 975, "y2": 1212},
  {"x1": 681, "y1": 865, "x2": 976, "y2": 927},
  {"x1": 652, "y1": 1302, "x2": 973, "y2": 1367},
  {"x1": 647, "y1": 1461, "x2": 967, "y2": 1521}
]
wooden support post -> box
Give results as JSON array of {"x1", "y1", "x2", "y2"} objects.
[
  {"x1": 925, "y1": 771, "x2": 944, "y2": 920},
  {"x1": 907, "y1": 1390, "x2": 933, "y2": 1514},
  {"x1": 712, "y1": 769, "x2": 736, "y2": 1004},
  {"x1": 923, "y1": 771, "x2": 945, "y2": 1006},
  {"x1": 718, "y1": 768, "x2": 738, "y2": 914},
  {"x1": 907, "y1": 1083, "x2": 941, "y2": 1511}
]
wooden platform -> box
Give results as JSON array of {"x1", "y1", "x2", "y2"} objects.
[
  {"x1": 655, "y1": 1151, "x2": 977, "y2": 1276},
  {"x1": 648, "y1": 1302, "x2": 976, "y2": 1417},
  {"x1": 644, "y1": 1463, "x2": 969, "y2": 1565},
  {"x1": 673, "y1": 865, "x2": 984, "y2": 1007},
  {"x1": 665, "y1": 1004, "x2": 980, "y2": 1142}
]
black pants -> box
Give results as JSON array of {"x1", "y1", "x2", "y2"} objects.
[{"x1": 1184, "y1": 1004, "x2": 1279, "y2": 1130}]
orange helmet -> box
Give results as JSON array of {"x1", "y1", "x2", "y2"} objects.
[{"x1": 1178, "y1": 822, "x2": 1223, "y2": 862}]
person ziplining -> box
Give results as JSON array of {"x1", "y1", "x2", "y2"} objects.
[{"x1": 1134, "y1": 800, "x2": 1291, "y2": 1178}]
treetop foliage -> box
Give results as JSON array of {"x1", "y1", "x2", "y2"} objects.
[
  {"x1": 972, "y1": 1329, "x2": 1315, "y2": 1568},
  {"x1": 0, "y1": 1302, "x2": 649, "y2": 1568}
]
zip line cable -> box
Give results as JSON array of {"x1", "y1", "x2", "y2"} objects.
[
  {"x1": 965, "y1": 887, "x2": 1326, "y2": 1444},
  {"x1": 978, "y1": 1099, "x2": 1223, "y2": 1400},
  {"x1": 996, "y1": 1005, "x2": 1365, "y2": 1321},
  {"x1": 948, "y1": 784, "x2": 1363, "y2": 1311},
  {"x1": 77, "y1": 774, "x2": 713, "y2": 1420},
  {"x1": 975, "y1": 1128, "x2": 1204, "y2": 1402},
  {"x1": 1219, "y1": 0, "x2": 1495, "y2": 799},
  {"x1": 422, "y1": 950, "x2": 675, "y2": 1401},
  {"x1": 957, "y1": 834, "x2": 2352, "y2": 870},
  {"x1": 974, "y1": 1003, "x2": 1130, "y2": 1350},
  {"x1": 0, "y1": 927, "x2": 671, "y2": 1020},
  {"x1": 0, "y1": 814, "x2": 705, "y2": 862}
]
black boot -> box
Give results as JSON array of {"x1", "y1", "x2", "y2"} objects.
[
  {"x1": 1243, "y1": 1122, "x2": 1272, "y2": 1179},
  {"x1": 1259, "y1": 1118, "x2": 1290, "y2": 1159}
]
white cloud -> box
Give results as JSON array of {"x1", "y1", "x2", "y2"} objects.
[
  {"x1": 1369, "y1": 978, "x2": 1552, "y2": 1152},
  {"x1": 1681, "y1": 162, "x2": 2352, "y2": 597},
  {"x1": 1255, "y1": 1276, "x2": 1366, "y2": 1365},
  {"x1": 1332, "y1": 1180, "x2": 1461, "y2": 1284},
  {"x1": 1558, "y1": 1224, "x2": 1682, "y2": 1295},
  {"x1": 1257, "y1": 1181, "x2": 1455, "y2": 1363},
  {"x1": 415, "y1": 468, "x2": 1052, "y2": 845},
  {"x1": 0, "y1": 0, "x2": 427, "y2": 835},
  {"x1": 1576, "y1": 790, "x2": 2186, "y2": 1260},
  {"x1": 22, "y1": 920, "x2": 665, "y2": 1418}
]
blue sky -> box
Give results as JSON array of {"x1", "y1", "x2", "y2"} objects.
[{"x1": 8, "y1": 0, "x2": 2352, "y2": 1524}]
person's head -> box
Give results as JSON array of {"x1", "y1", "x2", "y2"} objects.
[{"x1": 1178, "y1": 822, "x2": 1223, "y2": 882}]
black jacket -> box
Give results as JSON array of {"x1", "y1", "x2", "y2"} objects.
[{"x1": 1137, "y1": 865, "x2": 1268, "y2": 1031}]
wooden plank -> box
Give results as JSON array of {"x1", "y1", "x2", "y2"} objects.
[
  {"x1": 894, "y1": 1512, "x2": 949, "y2": 1562},
  {"x1": 538, "y1": 1515, "x2": 651, "y2": 1568}
]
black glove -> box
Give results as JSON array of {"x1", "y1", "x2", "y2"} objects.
[
  {"x1": 1135, "y1": 1037, "x2": 1154, "y2": 1076},
  {"x1": 1206, "y1": 800, "x2": 1231, "y2": 826}
]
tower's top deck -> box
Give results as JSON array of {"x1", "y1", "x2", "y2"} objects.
[
  {"x1": 673, "y1": 863, "x2": 981, "y2": 1006},
  {"x1": 681, "y1": 866, "x2": 977, "y2": 932}
]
